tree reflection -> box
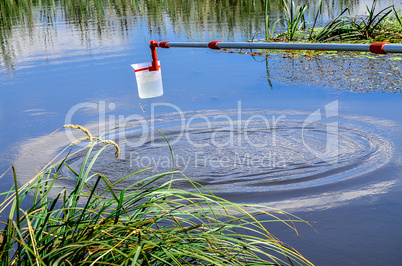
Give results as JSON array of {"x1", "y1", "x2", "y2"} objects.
[{"x1": 0, "y1": 0, "x2": 391, "y2": 70}]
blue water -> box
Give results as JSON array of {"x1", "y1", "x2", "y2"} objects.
[{"x1": 1, "y1": 1, "x2": 402, "y2": 264}]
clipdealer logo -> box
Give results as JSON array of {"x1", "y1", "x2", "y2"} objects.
[{"x1": 63, "y1": 100, "x2": 340, "y2": 168}]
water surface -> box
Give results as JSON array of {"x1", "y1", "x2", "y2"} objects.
[{"x1": 1, "y1": 0, "x2": 401, "y2": 265}]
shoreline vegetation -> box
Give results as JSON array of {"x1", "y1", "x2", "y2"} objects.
[
  {"x1": 263, "y1": 0, "x2": 402, "y2": 43},
  {"x1": 0, "y1": 126, "x2": 313, "y2": 265}
]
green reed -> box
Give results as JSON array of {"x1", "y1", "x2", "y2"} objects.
[
  {"x1": 308, "y1": 0, "x2": 323, "y2": 40},
  {"x1": 0, "y1": 126, "x2": 313, "y2": 265},
  {"x1": 311, "y1": 8, "x2": 354, "y2": 42},
  {"x1": 352, "y1": 0, "x2": 394, "y2": 39},
  {"x1": 265, "y1": 0, "x2": 280, "y2": 41},
  {"x1": 261, "y1": 0, "x2": 402, "y2": 43},
  {"x1": 312, "y1": 0, "x2": 401, "y2": 42},
  {"x1": 281, "y1": 0, "x2": 308, "y2": 41}
]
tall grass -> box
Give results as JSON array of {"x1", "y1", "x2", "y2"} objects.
[{"x1": 0, "y1": 126, "x2": 313, "y2": 265}]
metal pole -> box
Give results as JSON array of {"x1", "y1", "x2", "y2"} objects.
[
  {"x1": 218, "y1": 42, "x2": 370, "y2": 52},
  {"x1": 383, "y1": 44, "x2": 402, "y2": 54},
  {"x1": 154, "y1": 40, "x2": 402, "y2": 54},
  {"x1": 167, "y1": 42, "x2": 209, "y2": 48}
]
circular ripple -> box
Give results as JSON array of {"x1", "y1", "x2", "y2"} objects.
[{"x1": 62, "y1": 109, "x2": 393, "y2": 192}]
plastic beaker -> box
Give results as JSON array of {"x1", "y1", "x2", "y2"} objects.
[{"x1": 131, "y1": 61, "x2": 163, "y2": 99}]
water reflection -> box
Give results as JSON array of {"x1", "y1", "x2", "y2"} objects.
[
  {"x1": 257, "y1": 180, "x2": 397, "y2": 212},
  {"x1": 260, "y1": 52, "x2": 402, "y2": 93},
  {"x1": 1, "y1": 0, "x2": 402, "y2": 72}
]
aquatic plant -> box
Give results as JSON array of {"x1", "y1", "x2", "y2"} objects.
[
  {"x1": 281, "y1": 0, "x2": 308, "y2": 41},
  {"x1": 312, "y1": 0, "x2": 398, "y2": 42},
  {"x1": 0, "y1": 126, "x2": 313, "y2": 265},
  {"x1": 312, "y1": 8, "x2": 355, "y2": 42},
  {"x1": 308, "y1": 0, "x2": 323, "y2": 40},
  {"x1": 350, "y1": 0, "x2": 394, "y2": 39},
  {"x1": 392, "y1": 6, "x2": 402, "y2": 28},
  {"x1": 263, "y1": 0, "x2": 402, "y2": 43}
]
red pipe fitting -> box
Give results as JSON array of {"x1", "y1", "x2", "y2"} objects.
[
  {"x1": 149, "y1": 40, "x2": 158, "y2": 48},
  {"x1": 149, "y1": 40, "x2": 160, "y2": 71},
  {"x1": 208, "y1": 41, "x2": 222, "y2": 50},
  {"x1": 159, "y1": 41, "x2": 171, "y2": 48},
  {"x1": 370, "y1": 42, "x2": 389, "y2": 54}
]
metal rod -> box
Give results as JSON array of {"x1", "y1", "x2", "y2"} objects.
[
  {"x1": 383, "y1": 44, "x2": 402, "y2": 54},
  {"x1": 162, "y1": 41, "x2": 372, "y2": 51},
  {"x1": 218, "y1": 42, "x2": 370, "y2": 52},
  {"x1": 156, "y1": 41, "x2": 402, "y2": 54},
  {"x1": 167, "y1": 42, "x2": 209, "y2": 48}
]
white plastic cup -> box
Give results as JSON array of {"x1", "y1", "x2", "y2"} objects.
[{"x1": 131, "y1": 61, "x2": 164, "y2": 99}]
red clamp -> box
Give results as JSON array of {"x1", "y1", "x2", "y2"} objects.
[
  {"x1": 148, "y1": 40, "x2": 171, "y2": 71},
  {"x1": 134, "y1": 41, "x2": 168, "y2": 72},
  {"x1": 208, "y1": 41, "x2": 222, "y2": 50},
  {"x1": 370, "y1": 42, "x2": 389, "y2": 54},
  {"x1": 159, "y1": 41, "x2": 170, "y2": 49}
]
